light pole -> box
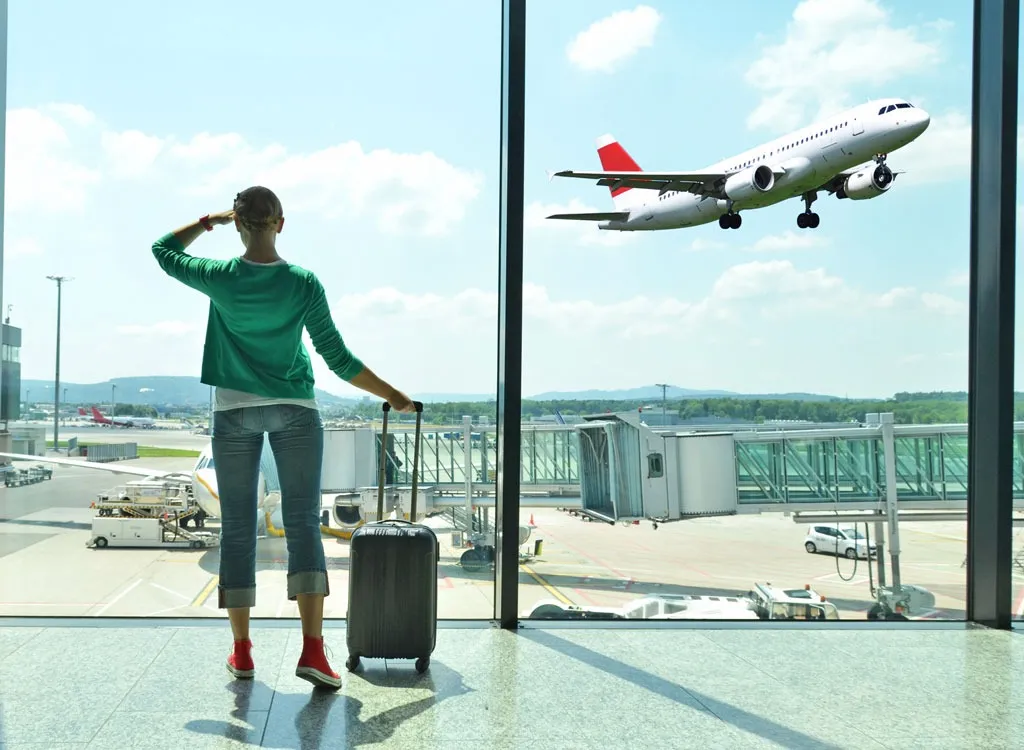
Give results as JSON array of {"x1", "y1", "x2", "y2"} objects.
[
  {"x1": 655, "y1": 383, "x2": 670, "y2": 426},
  {"x1": 47, "y1": 276, "x2": 72, "y2": 450},
  {"x1": 111, "y1": 384, "x2": 116, "y2": 421}
]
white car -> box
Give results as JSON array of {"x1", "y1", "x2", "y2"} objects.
[{"x1": 804, "y1": 525, "x2": 876, "y2": 560}]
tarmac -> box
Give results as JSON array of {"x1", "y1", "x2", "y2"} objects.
[{"x1": 0, "y1": 427, "x2": 1017, "y2": 622}]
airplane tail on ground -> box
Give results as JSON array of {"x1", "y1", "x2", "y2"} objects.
[
  {"x1": 78, "y1": 407, "x2": 87, "y2": 416},
  {"x1": 596, "y1": 134, "x2": 649, "y2": 211},
  {"x1": 91, "y1": 406, "x2": 108, "y2": 422}
]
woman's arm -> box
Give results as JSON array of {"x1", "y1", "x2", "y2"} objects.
[
  {"x1": 349, "y1": 367, "x2": 413, "y2": 411},
  {"x1": 167, "y1": 211, "x2": 234, "y2": 249},
  {"x1": 305, "y1": 277, "x2": 414, "y2": 411},
  {"x1": 152, "y1": 211, "x2": 234, "y2": 293}
]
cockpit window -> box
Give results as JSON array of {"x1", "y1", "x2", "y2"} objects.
[{"x1": 880, "y1": 102, "x2": 914, "y2": 115}]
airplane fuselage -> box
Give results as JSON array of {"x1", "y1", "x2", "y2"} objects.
[{"x1": 602, "y1": 98, "x2": 929, "y2": 231}]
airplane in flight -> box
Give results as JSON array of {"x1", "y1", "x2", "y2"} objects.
[{"x1": 546, "y1": 98, "x2": 930, "y2": 232}]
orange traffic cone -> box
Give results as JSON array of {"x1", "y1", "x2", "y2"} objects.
[{"x1": 529, "y1": 513, "x2": 536, "y2": 526}]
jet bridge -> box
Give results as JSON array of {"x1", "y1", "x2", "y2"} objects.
[{"x1": 575, "y1": 412, "x2": 738, "y2": 525}]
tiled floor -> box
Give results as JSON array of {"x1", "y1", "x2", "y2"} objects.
[{"x1": 0, "y1": 621, "x2": 1022, "y2": 748}]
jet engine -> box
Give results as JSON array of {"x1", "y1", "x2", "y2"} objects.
[
  {"x1": 723, "y1": 164, "x2": 775, "y2": 202},
  {"x1": 838, "y1": 163, "x2": 894, "y2": 200}
]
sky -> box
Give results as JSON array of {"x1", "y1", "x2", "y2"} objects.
[{"x1": 1, "y1": 0, "x2": 1011, "y2": 401}]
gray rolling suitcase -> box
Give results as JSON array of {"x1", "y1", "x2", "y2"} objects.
[{"x1": 345, "y1": 400, "x2": 438, "y2": 674}]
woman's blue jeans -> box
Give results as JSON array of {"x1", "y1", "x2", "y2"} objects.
[{"x1": 212, "y1": 404, "x2": 328, "y2": 609}]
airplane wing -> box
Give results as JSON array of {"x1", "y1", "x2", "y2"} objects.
[
  {"x1": 0, "y1": 452, "x2": 190, "y2": 482},
  {"x1": 547, "y1": 211, "x2": 629, "y2": 222},
  {"x1": 552, "y1": 169, "x2": 729, "y2": 195}
]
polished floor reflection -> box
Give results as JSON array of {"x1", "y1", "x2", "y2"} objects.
[{"x1": 0, "y1": 622, "x2": 1021, "y2": 748}]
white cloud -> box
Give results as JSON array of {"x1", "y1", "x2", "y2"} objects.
[
  {"x1": 524, "y1": 199, "x2": 633, "y2": 247},
  {"x1": 46, "y1": 103, "x2": 96, "y2": 127},
  {"x1": 945, "y1": 270, "x2": 969, "y2": 287},
  {"x1": 686, "y1": 237, "x2": 727, "y2": 252},
  {"x1": 567, "y1": 5, "x2": 661, "y2": 73},
  {"x1": 745, "y1": 0, "x2": 944, "y2": 132},
  {"x1": 6, "y1": 107, "x2": 102, "y2": 214},
  {"x1": 6, "y1": 104, "x2": 483, "y2": 236},
  {"x1": 895, "y1": 110, "x2": 971, "y2": 185},
  {"x1": 320, "y1": 260, "x2": 965, "y2": 395},
  {"x1": 101, "y1": 130, "x2": 165, "y2": 178},
  {"x1": 175, "y1": 133, "x2": 484, "y2": 236},
  {"x1": 920, "y1": 292, "x2": 965, "y2": 315},
  {"x1": 116, "y1": 321, "x2": 202, "y2": 337},
  {"x1": 747, "y1": 230, "x2": 829, "y2": 252},
  {"x1": 4, "y1": 237, "x2": 44, "y2": 258}
]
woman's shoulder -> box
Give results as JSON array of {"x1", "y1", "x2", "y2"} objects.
[{"x1": 281, "y1": 262, "x2": 319, "y2": 283}]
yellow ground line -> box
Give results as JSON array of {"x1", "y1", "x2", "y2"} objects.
[
  {"x1": 191, "y1": 576, "x2": 218, "y2": 608},
  {"x1": 520, "y1": 562, "x2": 572, "y2": 605}
]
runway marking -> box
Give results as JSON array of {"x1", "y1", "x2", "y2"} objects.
[
  {"x1": 191, "y1": 576, "x2": 218, "y2": 608},
  {"x1": 145, "y1": 605, "x2": 192, "y2": 617},
  {"x1": 149, "y1": 582, "x2": 191, "y2": 601},
  {"x1": 538, "y1": 526, "x2": 633, "y2": 582},
  {"x1": 520, "y1": 563, "x2": 571, "y2": 605},
  {"x1": 813, "y1": 572, "x2": 871, "y2": 586},
  {"x1": 94, "y1": 579, "x2": 142, "y2": 616}
]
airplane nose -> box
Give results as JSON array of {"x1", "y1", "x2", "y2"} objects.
[{"x1": 911, "y1": 108, "x2": 930, "y2": 134}]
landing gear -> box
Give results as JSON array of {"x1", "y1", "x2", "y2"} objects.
[
  {"x1": 797, "y1": 191, "x2": 820, "y2": 229},
  {"x1": 718, "y1": 212, "x2": 741, "y2": 229}
]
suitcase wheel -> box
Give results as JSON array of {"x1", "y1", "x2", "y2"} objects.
[
  {"x1": 346, "y1": 655, "x2": 361, "y2": 672},
  {"x1": 415, "y1": 657, "x2": 429, "y2": 674}
]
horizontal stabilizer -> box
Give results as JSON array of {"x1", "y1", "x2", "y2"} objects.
[{"x1": 547, "y1": 211, "x2": 629, "y2": 222}]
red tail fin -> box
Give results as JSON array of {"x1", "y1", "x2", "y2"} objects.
[{"x1": 596, "y1": 134, "x2": 641, "y2": 198}]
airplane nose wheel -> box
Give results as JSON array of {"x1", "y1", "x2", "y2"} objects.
[{"x1": 719, "y1": 212, "x2": 742, "y2": 229}]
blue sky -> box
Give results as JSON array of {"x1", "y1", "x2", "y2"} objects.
[{"x1": 1, "y1": 0, "x2": 1004, "y2": 400}]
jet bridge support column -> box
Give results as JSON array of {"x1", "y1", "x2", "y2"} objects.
[
  {"x1": 874, "y1": 520, "x2": 887, "y2": 588},
  {"x1": 463, "y1": 415, "x2": 473, "y2": 520},
  {"x1": 881, "y1": 414, "x2": 901, "y2": 590}
]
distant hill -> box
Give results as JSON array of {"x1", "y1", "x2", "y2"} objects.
[
  {"x1": 526, "y1": 385, "x2": 845, "y2": 402},
  {"x1": 21, "y1": 376, "x2": 356, "y2": 408},
  {"x1": 18, "y1": 376, "x2": 856, "y2": 407}
]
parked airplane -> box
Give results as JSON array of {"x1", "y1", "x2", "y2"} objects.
[
  {"x1": 547, "y1": 98, "x2": 930, "y2": 232},
  {"x1": 0, "y1": 442, "x2": 282, "y2": 531},
  {"x1": 82, "y1": 406, "x2": 155, "y2": 428}
]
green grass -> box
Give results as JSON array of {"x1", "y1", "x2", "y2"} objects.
[
  {"x1": 136, "y1": 447, "x2": 201, "y2": 458},
  {"x1": 46, "y1": 441, "x2": 200, "y2": 459}
]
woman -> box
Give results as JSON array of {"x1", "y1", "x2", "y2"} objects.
[{"x1": 152, "y1": 185, "x2": 414, "y2": 690}]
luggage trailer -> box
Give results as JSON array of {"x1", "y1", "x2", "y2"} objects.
[{"x1": 87, "y1": 479, "x2": 219, "y2": 550}]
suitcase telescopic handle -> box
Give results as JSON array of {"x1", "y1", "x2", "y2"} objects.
[{"x1": 377, "y1": 400, "x2": 424, "y2": 521}]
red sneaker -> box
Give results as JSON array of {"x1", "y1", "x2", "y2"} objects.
[
  {"x1": 227, "y1": 639, "x2": 254, "y2": 679},
  {"x1": 296, "y1": 635, "x2": 342, "y2": 690}
]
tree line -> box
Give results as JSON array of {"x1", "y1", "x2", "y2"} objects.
[{"x1": 341, "y1": 391, "x2": 1021, "y2": 426}]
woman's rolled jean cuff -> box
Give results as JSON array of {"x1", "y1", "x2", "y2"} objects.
[
  {"x1": 287, "y1": 570, "x2": 330, "y2": 601},
  {"x1": 218, "y1": 584, "x2": 256, "y2": 609}
]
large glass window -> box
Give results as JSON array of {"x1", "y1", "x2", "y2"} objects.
[
  {"x1": 517, "y1": 1, "x2": 971, "y2": 623},
  {"x1": 0, "y1": 1, "x2": 499, "y2": 620}
]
